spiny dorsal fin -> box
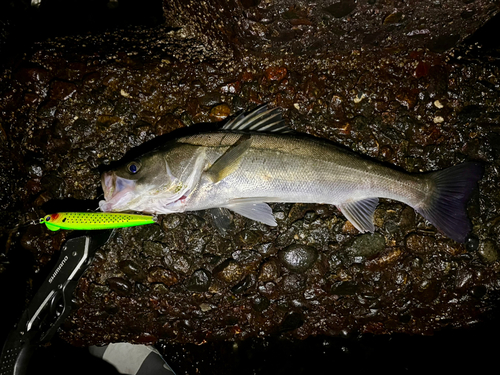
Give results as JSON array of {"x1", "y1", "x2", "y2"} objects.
[
  {"x1": 205, "y1": 134, "x2": 252, "y2": 183},
  {"x1": 222, "y1": 104, "x2": 294, "y2": 134},
  {"x1": 337, "y1": 198, "x2": 379, "y2": 233}
]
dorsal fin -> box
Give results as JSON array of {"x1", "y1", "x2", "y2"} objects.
[{"x1": 222, "y1": 104, "x2": 294, "y2": 134}]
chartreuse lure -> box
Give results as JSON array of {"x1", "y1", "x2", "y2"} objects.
[{"x1": 40, "y1": 212, "x2": 156, "y2": 231}]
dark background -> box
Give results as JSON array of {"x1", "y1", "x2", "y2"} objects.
[{"x1": 1, "y1": 1, "x2": 500, "y2": 374}]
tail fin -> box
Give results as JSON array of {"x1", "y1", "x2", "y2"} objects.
[{"x1": 415, "y1": 162, "x2": 483, "y2": 243}]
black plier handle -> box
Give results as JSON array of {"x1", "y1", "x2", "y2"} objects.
[{"x1": 0, "y1": 230, "x2": 112, "y2": 375}]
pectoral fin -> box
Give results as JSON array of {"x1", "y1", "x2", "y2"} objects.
[
  {"x1": 224, "y1": 200, "x2": 277, "y2": 226},
  {"x1": 209, "y1": 207, "x2": 234, "y2": 235},
  {"x1": 338, "y1": 198, "x2": 379, "y2": 233},
  {"x1": 206, "y1": 134, "x2": 252, "y2": 183}
]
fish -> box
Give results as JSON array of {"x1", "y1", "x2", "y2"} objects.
[{"x1": 99, "y1": 105, "x2": 483, "y2": 243}]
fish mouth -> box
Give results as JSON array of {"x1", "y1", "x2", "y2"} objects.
[
  {"x1": 101, "y1": 171, "x2": 115, "y2": 202},
  {"x1": 99, "y1": 171, "x2": 137, "y2": 212}
]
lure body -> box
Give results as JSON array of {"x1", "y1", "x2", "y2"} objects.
[{"x1": 40, "y1": 212, "x2": 156, "y2": 231}]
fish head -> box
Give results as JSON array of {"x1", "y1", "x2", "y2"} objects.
[{"x1": 99, "y1": 151, "x2": 186, "y2": 213}]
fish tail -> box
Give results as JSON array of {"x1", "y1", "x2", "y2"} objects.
[{"x1": 415, "y1": 162, "x2": 483, "y2": 243}]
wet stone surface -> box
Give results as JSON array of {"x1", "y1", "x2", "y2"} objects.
[
  {"x1": 278, "y1": 244, "x2": 318, "y2": 273},
  {"x1": 0, "y1": 1, "x2": 500, "y2": 366}
]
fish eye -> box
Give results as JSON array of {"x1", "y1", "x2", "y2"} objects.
[{"x1": 127, "y1": 161, "x2": 141, "y2": 174}]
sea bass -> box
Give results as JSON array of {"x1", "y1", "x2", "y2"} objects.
[{"x1": 99, "y1": 105, "x2": 482, "y2": 243}]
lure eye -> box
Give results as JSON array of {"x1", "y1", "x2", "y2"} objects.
[{"x1": 127, "y1": 161, "x2": 141, "y2": 174}]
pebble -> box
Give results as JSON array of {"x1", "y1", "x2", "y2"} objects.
[
  {"x1": 209, "y1": 103, "x2": 231, "y2": 121},
  {"x1": 478, "y1": 240, "x2": 499, "y2": 264},
  {"x1": 232, "y1": 250, "x2": 262, "y2": 270},
  {"x1": 119, "y1": 260, "x2": 146, "y2": 282},
  {"x1": 330, "y1": 281, "x2": 359, "y2": 296},
  {"x1": 278, "y1": 244, "x2": 318, "y2": 273},
  {"x1": 252, "y1": 295, "x2": 270, "y2": 312},
  {"x1": 231, "y1": 274, "x2": 256, "y2": 294},
  {"x1": 324, "y1": 0, "x2": 357, "y2": 18},
  {"x1": 278, "y1": 312, "x2": 304, "y2": 333},
  {"x1": 347, "y1": 233, "x2": 386, "y2": 262},
  {"x1": 258, "y1": 259, "x2": 280, "y2": 282},
  {"x1": 265, "y1": 66, "x2": 287, "y2": 81},
  {"x1": 147, "y1": 266, "x2": 178, "y2": 286},
  {"x1": 281, "y1": 274, "x2": 306, "y2": 294},
  {"x1": 185, "y1": 269, "x2": 212, "y2": 292},
  {"x1": 170, "y1": 252, "x2": 192, "y2": 274},
  {"x1": 236, "y1": 230, "x2": 264, "y2": 247},
  {"x1": 213, "y1": 259, "x2": 243, "y2": 284},
  {"x1": 142, "y1": 241, "x2": 165, "y2": 257},
  {"x1": 465, "y1": 235, "x2": 480, "y2": 252},
  {"x1": 107, "y1": 277, "x2": 132, "y2": 296},
  {"x1": 162, "y1": 214, "x2": 182, "y2": 230}
]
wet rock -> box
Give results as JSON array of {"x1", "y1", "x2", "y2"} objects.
[
  {"x1": 213, "y1": 259, "x2": 243, "y2": 284},
  {"x1": 278, "y1": 312, "x2": 304, "y2": 333},
  {"x1": 465, "y1": 235, "x2": 479, "y2": 252},
  {"x1": 3, "y1": 0, "x2": 500, "y2": 354},
  {"x1": 346, "y1": 233, "x2": 386, "y2": 263},
  {"x1": 477, "y1": 240, "x2": 499, "y2": 264},
  {"x1": 330, "y1": 281, "x2": 359, "y2": 296},
  {"x1": 252, "y1": 295, "x2": 270, "y2": 312},
  {"x1": 87, "y1": 283, "x2": 111, "y2": 301},
  {"x1": 209, "y1": 103, "x2": 231, "y2": 121},
  {"x1": 428, "y1": 34, "x2": 461, "y2": 53},
  {"x1": 258, "y1": 258, "x2": 280, "y2": 282},
  {"x1": 281, "y1": 274, "x2": 306, "y2": 294},
  {"x1": 232, "y1": 250, "x2": 262, "y2": 272},
  {"x1": 50, "y1": 80, "x2": 77, "y2": 101},
  {"x1": 142, "y1": 241, "x2": 165, "y2": 257},
  {"x1": 278, "y1": 244, "x2": 318, "y2": 273},
  {"x1": 165, "y1": 251, "x2": 192, "y2": 274},
  {"x1": 185, "y1": 269, "x2": 212, "y2": 292},
  {"x1": 471, "y1": 285, "x2": 487, "y2": 299},
  {"x1": 405, "y1": 233, "x2": 439, "y2": 254},
  {"x1": 107, "y1": 277, "x2": 132, "y2": 296},
  {"x1": 258, "y1": 281, "x2": 279, "y2": 299},
  {"x1": 324, "y1": 0, "x2": 357, "y2": 18},
  {"x1": 265, "y1": 66, "x2": 287, "y2": 81},
  {"x1": 161, "y1": 214, "x2": 183, "y2": 230},
  {"x1": 257, "y1": 243, "x2": 277, "y2": 257},
  {"x1": 148, "y1": 266, "x2": 179, "y2": 286},
  {"x1": 236, "y1": 230, "x2": 265, "y2": 247},
  {"x1": 231, "y1": 274, "x2": 256, "y2": 294},
  {"x1": 118, "y1": 260, "x2": 146, "y2": 282},
  {"x1": 198, "y1": 92, "x2": 221, "y2": 108}
]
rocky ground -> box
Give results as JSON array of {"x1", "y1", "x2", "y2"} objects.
[{"x1": 1, "y1": 1, "x2": 500, "y2": 374}]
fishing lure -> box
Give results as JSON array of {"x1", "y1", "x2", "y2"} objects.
[{"x1": 39, "y1": 212, "x2": 156, "y2": 231}]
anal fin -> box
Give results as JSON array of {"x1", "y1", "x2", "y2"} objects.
[
  {"x1": 224, "y1": 200, "x2": 277, "y2": 226},
  {"x1": 338, "y1": 198, "x2": 379, "y2": 233}
]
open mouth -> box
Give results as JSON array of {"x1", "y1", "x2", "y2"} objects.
[
  {"x1": 100, "y1": 172, "x2": 137, "y2": 212},
  {"x1": 101, "y1": 171, "x2": 115, "y2": 201}
]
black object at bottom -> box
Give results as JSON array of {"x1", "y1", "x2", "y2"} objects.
[{"x1": 0, "y1": 230, "x2": 112, "y2": 375}]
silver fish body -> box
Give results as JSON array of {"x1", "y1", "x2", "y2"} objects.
[
  {"x1": 100, "y1": 105, "x2": 482, "y2": 243},
  {"x1": 177, "y1": 132, "x2": 423, "y2": 211}
]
